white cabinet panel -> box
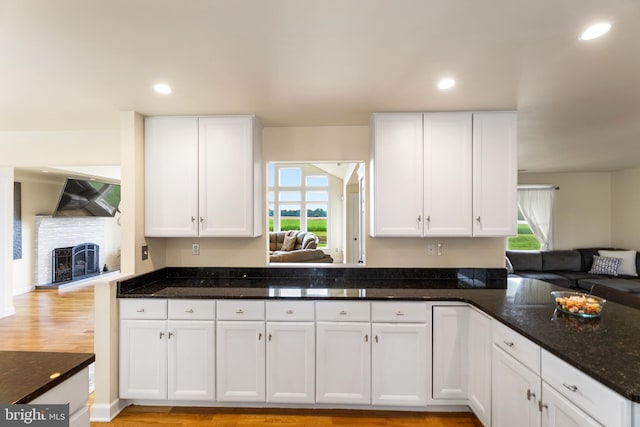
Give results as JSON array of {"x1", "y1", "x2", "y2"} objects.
[
  {"x1": 467, "y1": 308, "x2": 492, "y2": 427},
  {"x1": 370, "y1": 112, "x2": 424, "y2": 237},
  {"x1": 316, "y1": 321, "x2": 371, "y2": 404},
  {"x1": 266, "y1": 322, "x2": 315, "y2": 403},
  {"x1": 216, "y1": 320, "x2": 266, "y2": 402},
  {"x1": 144, "y1": 116, "x2": 199, "y2": 237},
  {"x1": 541, "y1": 382, "x2": 600, "y2": 427},
  {"x1": 472, "y1": 112, "x2": 517, "y2": 236},
  {"x1": 432, "y1": 305, "x2": 469, "y2": 401},
  {"x1": 371, "y1": 323, "x2": 428, "y2": 406}
]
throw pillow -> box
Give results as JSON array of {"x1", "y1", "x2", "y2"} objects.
[
  {"x1": 281, "y1": 232, "x2": 298, "y2": 251},
  {"x1": 598, "y1": 250, "x2": 638, "y2": 276},
  {"x1": 589, "y1": 255, "x2": 622, "y2": 276}
]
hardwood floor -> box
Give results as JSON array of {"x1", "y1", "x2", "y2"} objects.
[{"x1": 0, "y1": 286, "x2": 482, "y2": 427}]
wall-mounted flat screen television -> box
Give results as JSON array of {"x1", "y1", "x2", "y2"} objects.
[{"x1": 53, "y1": 177, "x2": 121, "y2": 217}]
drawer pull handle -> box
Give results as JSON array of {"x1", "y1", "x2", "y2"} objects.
[
  {"x1": 396, "y1": 311, "x2": 405, "y2": 316},
  {"x1": 186, "y1": 309, "x2": 194, "y2": 313},
  {"x1": 339, "y1": 310, "x2": 347, "y2": 315},
  {"x1": 236, "y1": 309, "x2": 244, "y2": 314},
  {"x1": 268, "y1": 333, "x2": 272, "y2": 341},
  {"x1": 168, "y1": 332, "x2": 174, "y2": 339},
  {"x1": 286, "y1": 309, "x2": 294, "y2": 314},
  {"x1": 538, "y1": 401, "x2": 548, "y2": 412},
  {"x1": 136, "y1": 309, "x2": 145, "y2": 313},
  {"x1": 562, "y1": 383, "x2": 578, "y2": 392},
  {"x1": 258, "y1": 333, "x2": 262, "y2": 341},
  {"x1": 159, "y1": 332, "x2": 165, "y2": 339},
  {"x1": 527, "y1": 389, "x2": 536, "y2": 400},
  {"x1": 375, "y1": 335, "x2": 379, "y2": 343},
  {"x1": 503, "y1": 340, "x2": 515, "y2": 348},
  {"x1": 365, "y1": 334, "x2": 368, "y2": 343}
]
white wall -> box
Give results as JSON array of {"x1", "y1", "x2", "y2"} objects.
[
  {"x1": 611, "y1": 167, "x2": 640, "y2": 250},
  {"x1": 0, "y1": 167, "x2": 15, "y2": 317},
  {"x1": 518, "y1": 172, "x2": 612, "y2": 249}
]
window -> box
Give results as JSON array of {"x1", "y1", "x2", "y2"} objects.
[
  {"x1": 507, "y1": 185, "x2": 555, "y2": 251},
  {"x1": 268, "y1": 163, "x2": 329, "y2": 248},
  {"x1": 507, "y1": 207, "x2": 541, "y2": 250}
]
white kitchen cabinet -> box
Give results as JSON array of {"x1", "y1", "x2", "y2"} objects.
[
  {"x1": 492, "y1": 345, "x2": 541, "y2": 427},
  {"x1": 541, "y1": 382, "x2": 600, "y2": 427},
  {"x1": 369, "y1": 112, "x2": 424, "y2": 237},
  {"x1": 144, "y1": 115, "x2": 262, "y2": 237},
  {"x1": 423, "y1": 113, "x2": 473, "y2": 236},
  {"x1": 432, "y1": 305, "x2": 469, "y2": 402},
  {"x1": 316, "y1": 301, "x2": 371, "y2": 405},
  {"x1": 467, "y1": 307, "x2": 492, "y2": 427},
  {"x1": 472, "y1": 112, "x2": 517, "y2": 236},
  {"x1": 265, "y1": 300, "x2": 315, "y2": 404},
  {"x1": 119, "y1": 299, "x2": 215, "y2": 401},
  {"x1": 371, "y1": 302, "x2": 429, "y2": 407},
  {"x1": 370, "y1": 111, "x2": 516, "y2": 238},
  {"x1": 31, "y1": 366, "x2": 90, "y2": 427}
]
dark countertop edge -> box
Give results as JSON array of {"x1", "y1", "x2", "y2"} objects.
[{"x1": 14, "y1": 353, "x2": 95, "y2": 404}]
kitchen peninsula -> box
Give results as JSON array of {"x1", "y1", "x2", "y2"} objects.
[{"x1": 117, "y1": 267, "x2": 640, "y2": 427}]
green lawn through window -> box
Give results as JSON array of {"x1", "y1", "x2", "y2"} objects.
[
  {"x1": 507, "y1": 222, "x2": 541, "y2": 250},
  {"x1": 269, "y1": 217, "x2": 327, "y2": 247}
]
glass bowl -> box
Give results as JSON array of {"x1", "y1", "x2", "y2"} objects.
[{"x1": 550, "y1": 291, "x2": 606, "y2": 318}]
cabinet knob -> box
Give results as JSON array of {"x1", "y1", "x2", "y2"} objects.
[
  {"x1": 339, "y1": 310, "x2": 347, "y2": 315},
  {"x1": 374, "y1": 335, "x2": 379, "y2": 343},
  {"x1": 396, "y1": 311, "x2": 405, "y2": 316},
  {"x1": 476, "y1": 216, "x2": 481, "y2": 222},
  {"x1": 538, "y1": 400, "x2": 548, "y2": 412},
  {"x1": 526, "y1": 389, "x2": 536, "y2": 401},
  {"x1": 562, "y1": 383, "x2": 578, "y2": 392},
  {"x1": 191, "y1": 216, "x2": 196, "y2": 223},
  {"x1": 168, "y1": 332, "x2": 174, "y2": 339},
  {"x1": 426, "y1": 216, "x2": 430, "y2": 222},
  {"x1": 268, "y1": 333, "x2": 272, "y2": 341},
  {"x1": 417, "y1": 215, "x2": 421, "y2": 222},
  {"x1": 159, "y1": 332, "x2": 165, "y2": 339},
  {"x1": 503, "y1": 340, "x2": 514, "y2": 348},
  {"x1": 186, "y1": 309, "x2": 194, "y2": 313},
  {"x1": 199, "y1": 217, "x2": 204, "y2": 223},
  {"x1": 365, "y1": 334, "x2": 369, "y2": 343},
  {"x1": 235, "y1": 309, "x2": 244, "y2": 314},
  {"x1": 258, "y1": 332, "x2": 262, "y2": 341}
]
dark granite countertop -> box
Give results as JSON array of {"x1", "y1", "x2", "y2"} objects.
[
  {"x1": 0, "y1": 351, "x2": 95, "y2": 404},
  {"x1": 117, "y1": 267, "x2": 640, "y2": 403}
]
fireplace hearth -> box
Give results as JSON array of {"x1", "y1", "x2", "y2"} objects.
[{"x1": 52, "y1": 243, "x2": 100, "y2": 284}]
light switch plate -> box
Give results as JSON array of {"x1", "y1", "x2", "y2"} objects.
[{"x1": 141, "y1": 245, "x2": 149, "y2": 260}]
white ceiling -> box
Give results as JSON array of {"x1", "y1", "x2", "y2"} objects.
[{"x1": 2, "y1": 0, "x2": 639, "y2": 173}]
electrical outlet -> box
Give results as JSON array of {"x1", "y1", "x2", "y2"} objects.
[
  {"x1": 427, "y1": 243, "x2": 436, "y2": 256},
  {"x1": 192, "y1": 243, "x2": 200, "y2": 255},
  {"x1": 141, "y1": 245, "x2": 149, "y2": 260},
  {"x1": 437, "y1": 242, "x2": 444, "y2": 256}
]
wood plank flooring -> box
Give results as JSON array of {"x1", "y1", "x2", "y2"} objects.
[{"x1": 0, "y1": 286, "x2": 482, "y2": 427}]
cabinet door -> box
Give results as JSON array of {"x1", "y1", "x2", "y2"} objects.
[
  {"x1": 119, "y1": 319, "x2": 167, "y2": 399},
  {"x1": 423, "y1": 113, "x2": 473, "y2": 236},
  {"x1": 199, "y1": 116, "x2": 261, "y2": 237},
  {"x1": 266, "y1": 322, "x2": 315, "y2": 403},
  {"x1": 144, "y1": 116, "x2": 199, "y2": 237},
  {"x1": 316, "y1": 322, "x2": 371, "y2": 404},
  {"x1": 432, "y1": 306, "x2": 468, "y2": 401},
  {"x1": 371, "y1": 323, "x2": 428, "y2": 406},
  {"x1": 492, "y1": 345, "x2": 541, "y2": 427},
  {"x1": 472, "y1": 112, "x2": 517, "y2": 236},
  {"x1": 541, "y1": 382, "x2": 600, "y2": 427},
  {"x1": 370, "y1": 113, "x2": 424, "y2": 237},
  {"x1": 167, "y1": 320, "x2": 215, "y2": 401},
  {"x1": 468, "y1": 308, "x2": 492, "y2": 427},
  {"x1": 216, "y1": 320, "x2": 265, "y2": 402}
]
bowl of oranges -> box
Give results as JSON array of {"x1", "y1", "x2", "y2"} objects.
[{"x1": 551, "y1": 291, "x2": 606, "y2": 318}]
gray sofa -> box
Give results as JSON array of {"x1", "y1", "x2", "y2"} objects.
[{"x1": 507, "y1": 248, "x2": 640, "y2": 308}]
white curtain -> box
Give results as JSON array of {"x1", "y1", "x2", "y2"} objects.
[{"x1": 517, "y1": 186, "x2": 555, "y2": 250}]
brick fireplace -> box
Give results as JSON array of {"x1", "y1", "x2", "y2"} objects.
[{"x1": 35, "y1": 216, "x2": 108, "y2": 287}]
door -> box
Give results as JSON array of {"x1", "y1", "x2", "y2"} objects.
[
  {"x1": 371, "y1": 323, "x2": 428, "y2": 406},
  {"x1": 266, "y1": 322, "x2": 315, "y2": 403},
  {"x1": 492, "y1": 345, "x2": 541, "y2": 427},
  {"x1": 432, "y1": 306, "x2": 469, "y2": 401},
  {"x1": 199, "y1": 116, "x2": 260, "y2": 237},
  {"x1": 316, "y1": 322, "x2": 371, "y2": 404},
  {"x1": 216, "y1": 320, "x2": 265, "y2": 402},
  {"x1": 167, "y1": 320, "x2": 215, "y2": 401},
  {"x1": 144, "y1": 116, "x2": 199, "y2": 237},
  {"x1": 119, "y1": 319, "x2": 167, "y2": 399}
]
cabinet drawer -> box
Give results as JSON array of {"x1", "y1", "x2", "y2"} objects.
[
  {"x1": 168, "y1": 299, "x2": 215, "y2": 320},
  {"x1": 217, "y1": 300, "x2": 265, "y2": 320},
  {"x1": 542, "y1": 350, "x2": 630, "y2": 427},
  {"x1": 492, "y1": 320, "x2": 540, "y2": 375},
  {"x1": 372, "y1": 301, "x2": 427, "y2": 323},
  {"x1": 266, "y1": 300, "x2": 314, "y2": 321},
  {"x1": 315, "y1": 301, "x2": 370, "y2": 321},
  {"x1": 120, "y1": 299, "x2": 167, "y2": 319},
  {"x1": 31, "y1": 367, "x2": 89, "y2": 415}
]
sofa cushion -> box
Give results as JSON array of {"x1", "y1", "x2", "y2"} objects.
[
  {"x1": 589, "y1": 255, "x2": 622, "y2": 276},
  {"x1": 506, "y1": 251, "x2": 542, "y2": 272},
  {"x1": 542, "y1": 250, "x2": 581, "y2": 272},
  {"x1": 281, "y1": 231, "x2": 298, "y2": 251},
  {"x1": 511, "y1": 272, "x2": 572, "y2": 288},
  {"x1": 576, "y1": 248, "x2": 615, "y2": 271},
  {"x1": 598, "y1": 250, "x2": 638, "y2": 276}
]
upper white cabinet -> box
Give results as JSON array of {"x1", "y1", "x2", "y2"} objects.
[
  {"x1": 145, "y1": 115, "x2": 262, "y2": 237},
  {"x1": 370, "y1": 111, "x2": 517, "y2": 237}
]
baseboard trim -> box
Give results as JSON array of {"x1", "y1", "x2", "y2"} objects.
[{"x1": 90, "y1": 398, "x2": 128, "y2": 422}]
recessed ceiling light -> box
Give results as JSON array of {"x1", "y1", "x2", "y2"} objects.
[
  {"x1": 579, "y1": 23, "x2": 611, "y2": 40},
  {"x1": 437, "y1": 78, "x2": 456, "y2": 90},
  {"x1": 153, "y1": 83, "x2": 172, "y2": 94}
]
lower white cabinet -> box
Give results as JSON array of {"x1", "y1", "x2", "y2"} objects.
[
  {"x1": 432, "y1": 305, "x2": 469, "y2": 402},
  {"x1": 467, "y1": 308, "x2": 492, "y2": 427},
  {"x1": 31, "y1": 366, "x2": 90, "y2": 427},
  {"x1": 168, "y1": 320, "x2": 215, "y2": 400},
  {"x1": 371, "y1": 301, "x2": 429, "y2": 407},
  {"x1": 492, "y1": 345, "x2": 541, "y2": 427},
  {"x1": 541, "y1": 382, "x2": 600, "y2": 427}
]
